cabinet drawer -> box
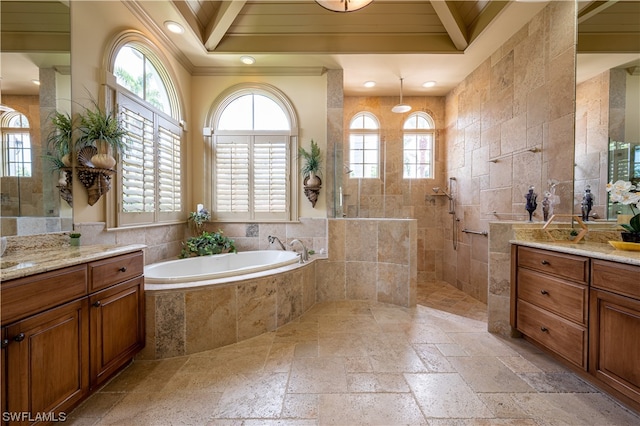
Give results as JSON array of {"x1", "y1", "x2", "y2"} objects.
[
  {"x1": 517, "y1": 246, "x2": 588, "y2": 283},
  {"x1": 592, "y1": 260, "x2": 640, "y2": 300},
  {"x1": 517, "y1": 300, "x2": 587, "y2": 369},
  {"x1": 1, "y1": 265, "x2": 87, "y2": 325},
  {"x1": 518, "y1": 268, "x2": 588, "y2": 325},
  {"x1": 89, "y1": 251, "x2": 144, "y2": 292}
]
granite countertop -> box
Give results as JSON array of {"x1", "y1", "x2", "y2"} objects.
[
  {"x1": 511, "y1": 240, "x2": 640, "y2": 267},
  {"x1": 1, "y1": 244, "x2": 146, "y2": 281}
]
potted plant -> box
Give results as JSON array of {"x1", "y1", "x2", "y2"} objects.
[
  {"x1": 179, "y1": 230, "x2": 236, "y2": 258},
  {"x1": 187, "y1": 206, "x2": 211, "y2": 235},
  {"x1": 45, "y1": 111, "x2": 75, "y2": 167},
  {"x1": 69, "y1": 232, "x2": 81, "y2": 247},
  {"x1": 77, "y1": 101, "x2": 127, "y2": 170},
  {"x1": 298, "y1": 139, "x2": 322, "y2": 188},
  {"x1": 606, "y1": 179, "x2": 640, "y2": 243}
]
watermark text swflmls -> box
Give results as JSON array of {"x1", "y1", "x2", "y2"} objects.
[{"x1": 2, "y1": 411, "x2": 67, "y2": 422}]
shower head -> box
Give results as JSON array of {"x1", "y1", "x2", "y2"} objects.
[{"x1": 432, "y1": 187, "x2": 453, "y2": 200}]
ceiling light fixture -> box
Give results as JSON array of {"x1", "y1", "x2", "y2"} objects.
[
  {"x1": 391, "y1": 78, "x2": 411, "y2": 113},
  {"x1": 363, "y1": 81, "x2": 376, "y2": 88},
  {"x1": 315, "y1": 0, "x2": 373, "y2": 12},
  {"x1": 240, "y1": 56, "x2": 256, "y2": 65},
  {"x1": 164, "y1": 21, "x2": 184, "y2": 34},
  {"x1": 422, "y1": 81, "x2": 436, "y2": 88}
]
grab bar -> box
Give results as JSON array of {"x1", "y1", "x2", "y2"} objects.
[{"x1": 462, "y1": 229, "x2": 488, "y2": 236}]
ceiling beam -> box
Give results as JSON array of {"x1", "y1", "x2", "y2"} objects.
[
  {"x1": 577, "y1": 0, "x2": 619, "y2": 24},
  {"x1": 429, "y1": 0, "x2": 468, "y2": 51},
  {"x1": 204, "y1": 0, "x2": 247, "y2": 51},
  {"x1": 577, "y1": 32, "x2": 640, "y2": 53}
]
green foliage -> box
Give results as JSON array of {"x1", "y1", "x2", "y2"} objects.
[
  {"x1": 621, "y1": 213, "x2": 640, "y2": 233},
  {"x1": 70, "y1": 233, "x2": 81, "y2": 238},
  {"x1": 42, "y1": 154, "x2": 66, "y2": 173},
  {"x1": 180, "y1": 230, "x2": 237, "y2": 258},
  {"x1": 298, "y1": 139, "x2": 322, "y2": 179},
  {"x1": 77, "y1": 100, "x2": 127, "y2": 154},
  {"x1": 46, "y1": 111, "x2": 74, "y2": 157}
]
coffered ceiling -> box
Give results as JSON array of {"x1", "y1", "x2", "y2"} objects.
[{"x1": 1, "y1": 1, "x2": 639, "y2": 97}]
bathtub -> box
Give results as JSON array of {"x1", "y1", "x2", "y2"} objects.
[{"x1": 144, "y1": 250, "x2": 300, "y2": 284}]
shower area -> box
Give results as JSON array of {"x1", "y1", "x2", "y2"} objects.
[{"x1": 331, "y1": 95, "x2": 458, "y2": 286}]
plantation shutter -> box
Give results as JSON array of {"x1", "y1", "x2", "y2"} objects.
[
  {"x1": 254, "y1": 135, "x2": 287, "y2": 219},
  {"x1": 117, "y1": 92, "x2": 183, "y2": 226},
  {"x1": 214, "y1": 135, "x2": 250, "y2": 220},
  {"x1": 157, "y1": 117, "x2": 182, "y2": 221}
]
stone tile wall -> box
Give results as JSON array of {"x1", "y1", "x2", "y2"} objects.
[
  {"x1": 446, "y1": 1, "x2": 577, "y2": 305},
  {"x1": 324, "y1": 218, "x2": 417, "y2": 308}
]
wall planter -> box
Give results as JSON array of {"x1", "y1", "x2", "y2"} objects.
[{"x1": 299, "y1": 140, "x2": 322, "y2": 208}]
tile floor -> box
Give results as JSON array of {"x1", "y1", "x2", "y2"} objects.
[{"x1": 68, "y1": 281, "x2": 640, "y2": 425}]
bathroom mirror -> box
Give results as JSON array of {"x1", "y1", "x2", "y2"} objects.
[
  {"x1": 573, "y1": 0, "x2": 640, "y2": 222},
  {"x1": 0, "y1": 0, "x2": 72, "y2": 236}
]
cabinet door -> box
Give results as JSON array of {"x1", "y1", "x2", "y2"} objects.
[
  {"x1": 89, "y1": 277, "x2": 144, "y2": 389},
  {"x1": 1, "y1": 328, "x2": 7, "y2": 425},
  {"x1": 589, "y1": 288, "x2": 640, "y2": 406},
  {"x1": 5, "y1": 299, "x2": 89, "y2": 420}
]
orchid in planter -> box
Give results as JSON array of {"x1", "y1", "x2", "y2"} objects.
[{"x1": 606, "y1": 180, "x2": 640, "y2": 242}]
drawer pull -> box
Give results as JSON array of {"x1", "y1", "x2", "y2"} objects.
[
  {"x1": 119, "y1": 266, "x2": 127, "y2": 273},
  {"x1": 1, "y1": 338, "x2": 9, "y2": 348},
  {"x1": 540, "y1": 290, "x2": 549, "y2": 295},
  {"x1": 541, "y1": 260, "x2": 550, "y2": 265},
  {"x1": 93, "y1": 301, "x2": 102, "y2": 308},
  {"x1": 13, "y1": 333, "x2": 25, "y2": 342},
  {"x1": 540, "y1": 326, "x2": 549, "y2": 333}
]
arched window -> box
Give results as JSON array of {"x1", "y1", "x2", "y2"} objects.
[
  {"x1": 109, "y1": 36, "x2": 183, "y2": 226},
  {"x1": 349, "y1": 112, "x2": 379, "y2": 178},
  {"x1": 1, "y1": 112, "x2": 32, "y2": 177},
  {"x1": 403, "y1": 112, "x2": 435, "y2": 179},
  {"x1": 210, "y1": 84, "x2": 298, "y2": 221}
]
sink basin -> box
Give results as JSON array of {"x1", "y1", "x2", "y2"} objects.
[{"x1": 1, "y1": 260, "x2": 19, "y2": 269}]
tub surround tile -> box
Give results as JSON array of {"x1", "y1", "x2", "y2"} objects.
[
  {"x1": 237, "y1": 278, "x2": 278, "y2": 341},
  {"x1": 155, "y1": 293, "x2": 186, "y2": 358}
]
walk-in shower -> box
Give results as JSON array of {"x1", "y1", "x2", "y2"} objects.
[{"x1": 433, "y1": 177, "x2": 458, "y2": 250}]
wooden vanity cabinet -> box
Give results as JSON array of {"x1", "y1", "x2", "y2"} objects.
[
  {"x1": 512, "y1": 246, "x2": 589, "y2": 369},
  {"x1": 89, "y1": 276, "x2": 144, "y2": 389},
  {"x1": 1, "y1": 250, "x2": 144, "y2": 424},
  {"x1": 589, "y1": 260, "x2": 640, "y2": 411},
  {"x1": 5, "y1": 299, "x2": 89, "y2": 420},
  {"x1": 512, "y1": 245, "x2": 640, "y2": 412}
]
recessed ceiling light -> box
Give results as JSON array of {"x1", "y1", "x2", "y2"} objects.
[
  {"x1": 164, "y1": 21, "x2": 184, "y2": 34},
  {"x1": 240, "y1": 56, "x2": 256, "y2": 65},
  {"x1": 32, "y1": 79, "x2": 40, "y2": 86},
  {"x1": 422, "y1": 81, "x2": 437, "y2": 88},
  {"x1": 363, "y1": 81, "x2": 376, "y2": 88}
]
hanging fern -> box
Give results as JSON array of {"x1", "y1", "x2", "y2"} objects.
[{"x1": 298, "y1": 139, "x2": 322, "y2": 179}]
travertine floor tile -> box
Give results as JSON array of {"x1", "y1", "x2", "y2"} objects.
[{"x1": 67, "y1": 281, "x2": 640, "y2": 426}]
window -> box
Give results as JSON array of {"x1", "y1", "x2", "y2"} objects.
[
  {"x1": 403, "y1": 112, "x2": 434, "y2": 179},
  {"x1": 1, "y1": 112, "x2": 32, "y2": 177},
  {"x1": 349, "y1": 112, "x2": 379, "y2": 178},
  {"x1": 210, "y1": 86, "x2": 297, "y2": 221},
  {"x1": 110, "y1": 40, "x2": 183, "y2": 226}
]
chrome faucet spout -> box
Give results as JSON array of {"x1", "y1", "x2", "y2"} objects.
[
  {"x1": 289, "y1": 239, "x2": 308, "y2": 262},
  {"x1": 268, "y1": 235, "x2": 286, "y2": 251}
]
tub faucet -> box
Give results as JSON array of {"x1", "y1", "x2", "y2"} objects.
[
  {"x1": 268, "y1": 235, "x2": 286, "y2": 251},
  {"x1": 289, "y1": 239, "x2": 308, "y2": 262}
]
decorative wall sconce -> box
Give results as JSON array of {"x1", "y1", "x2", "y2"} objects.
[{"x1": 76, "y1": 146, "x2": 115, "y2": 206}]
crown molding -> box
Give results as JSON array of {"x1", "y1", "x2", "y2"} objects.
[{"x1": 192, "y1": 66, "x2": 327, "y2": 77}]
